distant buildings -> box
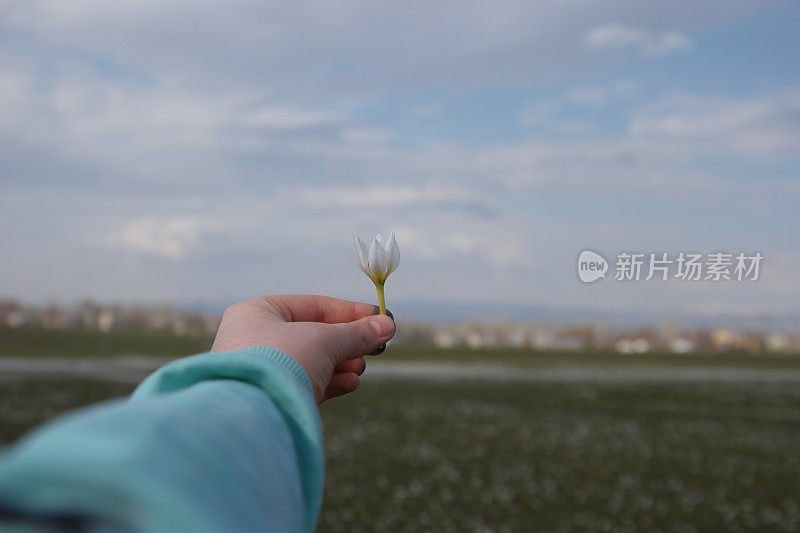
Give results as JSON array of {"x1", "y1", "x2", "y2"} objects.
[
  {"x1": 1, "y1": 297, "x2": 798, "y2": 354},
  {"x1": 408, "y1": 319, "x2": 799, "y2": 354},
  {"x1": 0, "y1": 298, "x2": 219, "y2": 336}
]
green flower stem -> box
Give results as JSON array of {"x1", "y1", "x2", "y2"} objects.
[{"x1": 375, "y1": 281, "x2": 386, "y2": 315}]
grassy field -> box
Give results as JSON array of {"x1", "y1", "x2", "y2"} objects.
[
  {"x1": 388, "y1": 344, "x2": 800, "y2": 369},
  {"x1": 1, "y1": 375, "x2": 798, "y2": 531},
  {"x1": 0, "y1": 326, "x2": 214, "y2": 358},
  {"x1": 3, "y1": 327, "x2": 800, "y2": 369},
  {"x1": 2, "y1": 328, "x2": 799, "y2": 529}
]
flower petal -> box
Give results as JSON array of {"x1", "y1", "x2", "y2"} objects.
[
  {"x1": 353, "y1": 235, "x2": 369, "y2": 273},
  {"x1": 368, "y1": 234, "x2": 389, "y2": 280},
  {"x1": 385, "y1": 233, "x2": 400, "y2": 275}
]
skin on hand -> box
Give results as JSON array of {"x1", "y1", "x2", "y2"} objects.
[{"x1": 211, "y1": 295, "x2": 396, "y2": 403}]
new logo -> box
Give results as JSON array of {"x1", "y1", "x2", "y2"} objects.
[{"x1": 577, "y1": 250, "x2": 608, "y2": 283}]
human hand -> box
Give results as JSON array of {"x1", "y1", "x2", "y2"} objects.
[{"x1": 211, "y1": 295, "x2": 396, "y2": 403}]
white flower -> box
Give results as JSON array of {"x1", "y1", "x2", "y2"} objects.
[{"x1": 353, "y1": 232, "x2": 400, "y2": 284}]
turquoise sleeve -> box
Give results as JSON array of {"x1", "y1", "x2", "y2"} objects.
[{"x1": 0, "y1": 347, "x2": 324, "y2": 533}]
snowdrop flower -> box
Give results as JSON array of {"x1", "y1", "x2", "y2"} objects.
[{"x1": 353, "y1": 233, "x2": 399, "y2": 315}]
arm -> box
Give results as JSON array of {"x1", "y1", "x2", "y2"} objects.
[
  {"x1": 0, "y1": 348, "x2": 321, "y2": 533},
  {"x1": 0, "y1": 296, "x2": 396, "y2": 533}
]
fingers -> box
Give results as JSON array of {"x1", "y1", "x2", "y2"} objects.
[
  {"x1": 261, "y1": 295, "x2": 378, "y2": 324},
  {"x1": 334, "y1": 357, "x2": 366, "y2": 375},
  {"x1": 371, "y1": 306, "x2": 395, "y2": 320},
  {"x1": 368, "y1": 307, "x2": 394, "y2": 355},
  {"x1": 322, "y1": 372, "x2": 360, "y2": 401},
  {"x1": 325, "y1": 314, "x2": 396, "y2": 365}
]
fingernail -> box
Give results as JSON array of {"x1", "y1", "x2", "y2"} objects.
[
  {"x1": 372, "y1": 305, "x2": 395, "y2": 321},
  {"x1": 370, "y1": 315, "x2": 395, "y2": 337}
]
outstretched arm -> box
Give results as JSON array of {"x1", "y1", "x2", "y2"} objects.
[{"x1": 0, "y1": 296, "x2": 396, "y2": 533}]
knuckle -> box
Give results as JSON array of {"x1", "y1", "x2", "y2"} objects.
[
  {"x1": 221, "y1": 303, "x2": 242, "y2": 320},
  {"x1": 357, "y1": 321, "x2": 374, "y2": 350},
  {"x1": 222, "y1": 300, "x2": 253, "y2": 318}
]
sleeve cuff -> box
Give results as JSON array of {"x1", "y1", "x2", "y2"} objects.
[{"x1": 132, "y1": 346, "x2": 314, "y2": 400}]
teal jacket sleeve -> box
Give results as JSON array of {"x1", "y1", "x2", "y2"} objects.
[{"x1": 0, "y1": 347, "x2": 324, "y2": 533}]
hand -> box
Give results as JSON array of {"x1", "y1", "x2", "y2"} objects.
[{"x1": 211, "y1": 295, "x2": 396, "y2": 403}]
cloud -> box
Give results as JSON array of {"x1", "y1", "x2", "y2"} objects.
[
  {"x1": 294, "y1": 184, "x2": 493, "y2": 212},
  {"x1": 565, "y1": 80, "x2": 639, "y2": 106},
  {"x1": 584, "y1": 24, "x2": 691, "y2": 56},
  {"x1": 519, "y1": 80, "x2": 639, "y2": 133},
  {"x1": 245, "y1": 106, "x2": 341, "y2": 130},
  {"x1": 0, "y1": 1, "x2": 796, "y2": 314},
  {"x1": 111, "y1": 217, "x2": 211, "y2": 260},
  {"x1": 339, "y1": 128, "x2": 392, "y2": 145},
  {"x1": 0, "y1": 1, "x2": 753, "y2": 95},
  {"x1": 394, "y1": 223, "x2": 532, "y2": 268},
  {"x1": 630, "y1": 88, "x2": 800, "y2": 156}
]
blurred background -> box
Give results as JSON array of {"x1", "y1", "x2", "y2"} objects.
[{"x1": 1, "y1": 1, "x2": 799, "y2": 531}]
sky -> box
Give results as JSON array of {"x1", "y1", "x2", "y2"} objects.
[{"x1": 0, "y1": 0, "x2": 798, "y2": 320}]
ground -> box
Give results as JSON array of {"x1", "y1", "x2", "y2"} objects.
[
  {"x1": 2, "y1": 369, "x2": 798, "y2": 532},
  {"x1": 1, "y1": 328, "x2": 799, "y2": 531}
]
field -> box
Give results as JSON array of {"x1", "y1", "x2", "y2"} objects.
[
  {"x1": 3, "y1": 326, "x2": 800, "y2": 370},
  {"x1": 0, "y1": 326, "x2": 800, "y2": 532},
  {"x1": 321, "y1": 379, "x2": 800, "y2": 532},
  {"x1": 0, "y1": 326, "x2": 214, "y2": 358},
  {"x1": 2, "y1": 367, "x2": 799, "y2": 531}
]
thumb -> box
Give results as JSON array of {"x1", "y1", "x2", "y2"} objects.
[{"x1": 325, "y1": 315, "x2": 395, "y2": 365}]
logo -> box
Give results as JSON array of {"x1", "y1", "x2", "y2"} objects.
[
  {"x1": 577, "y1": 250, "x2": 608, "y2": 283},
  {"x1": 576, "y1": 250, "x2": 762, "y2": 284}
]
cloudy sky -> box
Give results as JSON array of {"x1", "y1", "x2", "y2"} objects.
[{"x1": 1, "y1": 0, "x2": 798, "y2": 318}]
